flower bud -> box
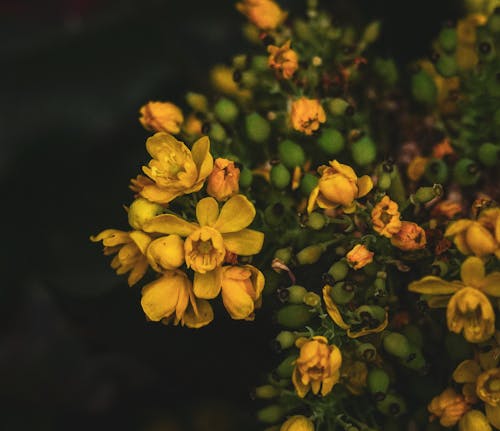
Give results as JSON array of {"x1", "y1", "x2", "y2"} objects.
[
  {"x1": 356, "y1": 305, "x2": 386, "y2": 323},
  {"x1": 424, "y1": 158, "x2": 449, "y2": 184},
  {"x1": 411, "y1": 184, "x2": 443, "y2": 204},
  {"x1": 241, "y1": 70, "x2": 258, "y2": 87},
  {"x1": 377, "y1": 393, "x2": 407, "y2": 417},
  {"x1": 478, "y1": 142, "x2": 500, "y2": 166},
  {"x1": 257, "y1": 405, "x2": 286, "y2": 424},
  {"x1": 239, "y1": 167, "x2": 253, "y2": 188},
  {"x1": 296, "y1": 244, "x2": 325, "y2": 265},
  {"x1": 330, "y1": 282, "x2": 356, "y2": 304},
  {"x1": 459, "y1": 410, "x2": 492, "y2": 431},
  {"x1": 128, "y1": 198, "x2": 164, "y2": 230},
  {"x1": 300, "y1": 173, "x2": 318, "y2": 195},
  {"x1": 251, "y1": 55, "x2": 269, "y2": 71},
  {"x1": 255, "y1": 385, "x2": 281, "y2": 399},
  {"x1": 383, "y1": 332, "x2": 412, "y2": 358},
  {"x1": 274, "y1": 247, "x2": 293, "y2": 264},
  {"x1": 412, "y1": 70, "x2": 437, "y2": 105},
  {"x1": 306, "y1": 212, "x2": 326, "y2": 230},
  {"x1": 278, "y1": 139, "x2": 305, "y2": 168},
  {"x1": 303, "y1": 292, "x2": 321, "y2": 307},
  {"x1": 245, "y1": 112, "x2": 271, "y2": 143},
  {"x1": 328, "y1": 260, "x2": 349, "y2": 281},
  {"x1": 275, "y1": 331, "x2": 296, "y2": 350},
  {"x1": 363, "y1": 21, "x2": 381, "y2": 44},
  {"x1": 351, "y1": 136, "x2": 377, "y2": 166},
  {"x1": 208, "y1": 122, "x2": 227, "y2": 142},
  {"x1": 276, "y1": 305, "x2": 313, "y2": 329},
  {"x1": 402, "y1": 325, "x2": 424, "y2": 349},
  {"x1": 214, "y1": 98, "x2": 239, "y2": 123},
  {"x1": 139, "y1": 101, "x2": 184, "y2": 134},
  {"x1": 357, "y1": 343, "x2": 377, "y2": 361},
  {"x1": 453, "y1": 158, "x2": 480, "y2": 185},
  {"x1": 328, "y1": 98, "x2": 350, "y2": 115},
  {"x1": 373, "y1": 58, "x2": 398, "y2": 85},
  {"x1": 346, "y1": 244, "x2": 374, "y2": 270},
  {"x1": 288, "y1": 285, "x2": 308, "y2": 304},
  {"x1": 436, "y1": 55, "x2": 458, "y2": 77},
  {"x1": 271, "y1": 164, "x2": 291, "y2": 189},
  {"x1": 373, "y1": 278, "x2": 387, "y2": 297},
  {"x1": 377, "y1": 172, "x2": 392, "y2": 190},
  {"x1": 318, "y1": 128, "x2": 345, "y2": 155},
  {"x1": 185, "y1": 92, "x2": 208, "y2": 112},
  {"x1": 439, "y1": 28, "x2": 457, "y2": 52},
  {"x1": 276, "y1": 354, "x2": 299, "y2": 378},
  {"x1": 280, "y1": 415, "x2": 314, "y2": 431},
  {"x1": 368, "y1": 368, "x2": 390, "y2": 396}
]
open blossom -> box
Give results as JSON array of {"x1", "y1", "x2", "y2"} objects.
[
  {"x1": 291, "y1": 97, "x2": 326, "y2": 135},
  {"x1": 391, "y1": 221, "x2": 427, "y2": 251},
  {"x1": 371, "y1": 196, "x2": 402, "y2": 238},
  {"x1": 428, "y1": 388, "x2": 470, "y2": 427},
  {"x1": 207, "y1": 158, "x2": 240, "y2": 201},
  {"x1": 90, "y1": 229, "x2": 151, "y2": 286},
  {"x1": 140, "y1": 132, "x2": 213, "y2": 204},
  {"x1": 307, "y1": 160, "x2": 373, "y2": 213},
  {"x1": 346, "y1": 244, "x2": 374, "y2": 269},
  {"x1": 409, "y1": 257, "x2": 500, "y2": 343},
  {"x1": 140, "y1": 269, "x2": 213, "y2": 328},
  {"x1": 236, "y1": 0, "x2": 287, "y2": 31},
  {"x1": 139, "y1": 101, "x2": 184, "y2": 134},
  {"x1": 292, "y1": 336, "x2": 342, "y2": 398},
  {"x1": 268, "y1": 40, "x2": 298, "y2": 79}
]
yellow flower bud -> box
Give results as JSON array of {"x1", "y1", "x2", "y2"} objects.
[
  {"x1": 371, "y1": 196, "x2": 402, "y2": 238},
  {"x1": 290, "y1": 97, "x2": 326, "y2": 135},
  {"x1": 280, "y1": 415, "x2": 314, "y2": 431},
  {"x1": 236, "y1": 0, "x2": 287, "y2": 31},
  {"x1": 268, "y1": 40, "x2": 299, "y2": 80},
  {"x1": 207, "y1": 158, "x2": 240, "y2": 201},
  {"x1": 139, "y1": 101, "x2": 183, "y2": 134},
  {"x1": 346, "y1": 244, "x2": 374, "y2": 270},
  {"x1": 428, "y1": 387, "x2": 469, "y2": 427},
  {"x1": 128, "y1": 198, "x2": 164, "y2": 230},
  {"x1": 459, "y1": 410, "x2": 492, "y2": 431},
  {"x1": 390, "y1": 221, "x2": 427, "y2": 251}
]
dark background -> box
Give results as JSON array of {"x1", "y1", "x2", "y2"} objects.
[{"x1": 1, "y1": 1, "x2": 460, "y2": 430}]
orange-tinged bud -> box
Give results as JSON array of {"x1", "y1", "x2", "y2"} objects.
[
  {"x1": 139, "y1": 101, "x2": 184, "y2": 134},
  {"x1": 236, "y1": 0, "x2": 287, "y2": 31},
  {"x1": 207, "y1": 158, "x2": 240, "y2": 201},
  {"x1": 346, "y1": 244, "x2": 374, "y2": 270},
  {"x1": 390, "y1": 221, "x2": 427, "y2": 251},
  {"x1": 371, "y1": 196, "x2": 402, "y2": 238},
  {"x1": 280, "y1": 415, "x2": 314, "y2": 431},
  {"x1": 268, "y1": 40, "x2": 299, "y2": 80},
  {"x1": 290, "y1": 97, "x2": 326, "y2": 135},
  {"x1": 428, "y1": 388, "x2": 469, "y2": 427}
]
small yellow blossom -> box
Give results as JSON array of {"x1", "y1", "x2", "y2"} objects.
[
  {"x1": 290, "y1": 97, "x2": 326, "y2": 135},
  {"x1": 280, "y1": 415, "x2": 314, "y2": 431},
  {"x1": 431, "y1": 200, "x2": 463, "y2": 219},
  {"x1": 477, "y1": 368, "x2": 500, "y2": 406},
  {"x1": 292, "y1": 336, "x2": 342, "y2": 398},
  {"x1": 140, "y1": 132, "x2": 213, "y2": 204},
  {"x1": 307, "y1": 160, "x2": 373, "y2": 213},
  {"x1": 139, "y1": 101, "x2": 184, "y2": 134},
  {"x1": 371, "y1": 196, "x2": 402, "y2": 238},
  {"x1": 428, "y1": 388, "x2": 470, "y2": 427},
  {"x1": 207, "y1": 158, "x2": 240, "y2": 201},
  {"x1": 140, "y1": 269, "x2": 213, "y2": 328},
  {"x1": 90, "y1": 229, "x2": 151, "y2": 286},
  {"x1": 183, "y1": 113, "x2": 203, "y2": 137},
  {"x1": 346, "y1": 244, "x2": 374, "y2": 270},
  {"x1": 407, "y1": 156, "x2": 428, "y2": 181},
  {"x1": 445, "y1": 208, "x2": 500, "y2": 258},
  {"x1": 409, "y1": 257, "x2": 500, "y2": 343},
  {"x1": 268, "y1": 40, "x2": 299, "y2": 80},
  {"x1": 391, "y1": 221, "x2": 427, "y2": 251},
  {"x1": 236, "y1": 0, "x2": 287, "y2": 31}
]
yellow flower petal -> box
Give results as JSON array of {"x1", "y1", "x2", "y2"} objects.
[
  {"x1": 455, "y1": 234, "x2": 473, "y2": 255},
  {"x1": 306, "y1": 186, "x2": 320, "y2": 213},
  {"x1": 408, "y1": 276, "x2": 462, "y2": 295},
  {"x1": 127, "y1": 258, "x2": 149, "y2": 287},
  {"x1": 183, "y1": 297, "x2": 214, "y2": 328},
  {"x1": 129, "y1": 230, "x2": 152, "y2": 255},
  {"x1": 214, "y1": 194, "x2": 256, "y2": 233},
  {"x1": 460, "y1": 410, "x2": 492, "y2": 431},
  {"x1": 453, "y1": 360, "x2": 482, "y2": 383},
  {"x1": 322, "y1": 285, "x2": 350, "y2": 330},
  {"x1": 146, "y1": 235, "x2": 185, "y2": 272},
  {"x1": 221, "y1": 278, "x2": 256, "y2": 320},
  {"x1": 143, "y1": 214, "x2": 196, "y2": 236},
  {"x1": 90, "y1": 229, "x2": 130, "y2": 247},
  {"x1": 292, "y1": 367, "x2": 309, "y2": 398},
  {"x1": 139, "y1": 184, "x2": 180, "y2": 205},
  {"x1": 331, "y1": 160, "x2": 356, "y2": 180},
  {"x1": 485, "y1": 404, "x2": 500, "y2": 430},
  {"x1": 461, "y1": 256, "x2": 485, "y2": 288},
  {"x1": 357, "y1": 175, "x2": 373, "y2": 198},
  {"x1": 482, "y1": 273, "x2": 500, "y2": 297},
  {"x1": 445, "y1": 219, "x2": 474, "y2": 237},
  {"x1": 196, "y1": 197, "x2": 219, "y2": 227},
  {"x1": 222, "y1": 229, "x2": 264, "y2": 255},
  {"x1": 193, "y1": 269, "x2": 222, "y2": 299},
  {"x1": 191, "y1": 135, "x2": 214, "y2": 181},
  {"x1": 427, "y1": 295, "x2": 451, "y2": 308},
  {"x1": 321, "y1": 369, "x2": 340, "y2": 396},
  {"x1": 141, "y1": 273, "x2": 183, "y2": 321}
]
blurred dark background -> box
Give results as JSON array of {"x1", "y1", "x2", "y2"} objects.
[{"x1": 1, "y1": 1, "x2": 460, "y2": 430}]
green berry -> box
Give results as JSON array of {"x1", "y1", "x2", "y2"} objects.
[
  {"x1": 275, "y1": 331, "x2": 295, "y2": 350},
  {"x1": 251, "y1": 55, "x2": 269, "y2": 72},
  {"x1": 377, "y1": 393, "x2": 407, "y2": 417},
  {"x1": 453, "y1": 158, "x2": 480, "y2": 185},
  {"x1": 287, "y1": 285, "x2": 308, "y2": 304},
  {"x1": 330, "y1": 282, "x2": 355, "y2": 304},
  {"x1": 328, "y1": 98, "x2": 350, "y2": 115},
  {"x1": 239, "y1": 167, "x2": 253, "y2": 188},
  {"x1": 438, "y1": 28, "x2": 457, "y2": 52},
  {"x1": 214, "y1": 98, "x2": 239, "y2": 123},
  {"x1": 246, "y1": 112, "x2": 270, "y2": 143},
  {"x1": 208, "y1": 122, "x2": 226, "y2": 141},
  {"x1": 300, "y1": 173, "x2": 318, "y2": 195},
  {"x1": 412, "y1": 70, "x2": 437, "y2": 105},
  {"x1": 306, "y1": 212, "x2": 326, "y2": 230},
  {"x1": 278, "y1": 139, "x2": 305, "y2": 168},
  {"x1": 270, "y1": 163, "x2": 291, "y2": 189},
  {"x1": 328, "y1": 260, "x2": 349, "y2": 281},
  {"x1": 383, "y1": 332, "x2": 412, "y2": 358},
  {"x1": 318, "y1": 128, "x2": 345, "y2": 154},
  {"x1": 352, "y1": 135, "x2": 377, "y2": 166},
  {"x1": 276, "y1": 305, "x2": 313, "y2": 329},
  {"x1": 424, "y1": 158, "x2": 449, "y2": 183},
  {"x1": 435, "y1": 54, "x2": 458, "y2": 77},
  {"x1": 368, "y1": 368, "x2": 390, "y2": 395},
  {"x1": 478, "y1": 142, "x2": 500, "y2": 166}
]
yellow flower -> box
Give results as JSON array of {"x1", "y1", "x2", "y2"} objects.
[
  {"x1": 390, "y1": 221, "x2": 427, "y2": 251},
  {"x1": 140, "y1": 269, "x2": 213, "y2": 328},
  {"x1": 445, "y1": 208, "x2": 500, "y2": 258},
  {"x1": 90, "y1": 229, "x2": 151, "y2": 286},
  {"x1": 268, "y1": 40, "x2": 299, "y2": 80},
  {"x1": 139, "y1": 101, "x2": 184, "y2": 134},
  {"x1": 146, "y1": 235, "x2": 185, "y2": 272},
  {"x1": 346, "y1": 244, "x2": 374, "y2": 270},
  {"x1": 371, "y1": 196, "x2": 402, "y2": 238},
  {"x1": 409, "y1": 257, "x2": 500, "y2": 343},
  {"x1": 407, "y1": 156, "x2": 428, "y2": 181},
  {"x1": 220, "y1": 265, "x2": 265, "y2": 320},
  {"x1": 477, "y1": 368, "x2": 500, "y2": 406},
  {"x1": 280, "y1": 415, "x2": 314, "y2": 431},
  {"x1": 307, "y1": 160, "x2": 373, "y2": 213},
  {"x1": 431, "y1": 200, "x2": 463, "y2": 219},
  {"x1": 323, "y1": 285, "x2": 389, "y2": 338},
  {"x1": 207, "y1": 158, "x2": 240, "y2": 201},
  {"x1": 453, "y1": 359, "x2": 482, "y2": 404},
  {"x1": 143, "y1": 194, "x2": 264, "y2": 296},
  {"x1": 129, "y1": 174, "x2": 154, "y2": 196},
  {"x1": 210, "y1": 65, "x2": 251, "y2": 100},
  {"x1": 428, "y1": 387, "x2": 469, "y2": 427},
  {"x1": 290, "y1": 97, "x2": 326, "y2": 135},
  {"x1": 459, "y1": 410, "x2": 492, "y2": 431},
  {"x1": 292, "y1": 336, "x2": 342, "y2": 398},
  {"x1": 236, "y1": 0, "x2": 287, "y2": 31},
  {"x1": 140, "y1": 132, "x2": 213, "y2": 204}
]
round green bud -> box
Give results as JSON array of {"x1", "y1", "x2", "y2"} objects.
[
  {"x1": 351, "y1": 136, "x2": 377, "y2": 166},
  {"x1": 300, "y1": 173, "x2": 318, "y2": 195},
  {"x1": 246, "y1": 112, "x2": 271, "y2": 143},
  {"x1": 330, "y1": 282, "x2": 355, "y2": 304},
  {"x1": 377, "y1": 393, "x2": 407, "y2": 417},
  {"x1": 478, "y1": 142, "x2": 500, "y2": 166},
  {"x1": 278, "y1": 139, "x2": 305, "y2": 168},
  {"x1": 276, "y1": 305, "x2": 313, "y2": 329},
  {"x1": 424, "y1": 158, "x2": 449, "y2": 184},
  {"x1": 356, "y1": 305, "x2": 386, "y2": 323},
  {"x1": 276, "y1": 354, "x2": 299, "y2": 378},
  {"x1": 254, "y1": 385, "x2": 280, "y2": 399},
  {"x1": 412, "y1": 70, "x2": 437, "y2": 105},
  {"x1": 374, "y1": 58, "x2": 398, "y2": 86},
  {"x1": 274, "y1": 247, "x2": 292, "y2": 264},
  {"x1": 270, "y1": 163, "x2": 291, "y2": 189},
  {"x1": 232, "y1": 54, "x2": 247, "y2": 69},
  {"x1": 306, "y1": 212, "x2": 326, "y2": 230},
  {"x1": 264, "y1": 202, "x2": 286, "y2": 226},
  {"x1": 251, "y1": 55, "x2": 269, "y2": 72},
  {"x1": 257, "y1": 405, "x2": 285, "y2": 424},
  {"x1": 412, "y1": 184, "x2": 444, "y2": 204},
  {"x1": 453, "y1": 158, "x2": 480, "y2": 185},
  {"x1": 383, "y1": 332, "x2": 412, "y2": 358},
  {"x1": 241, "y1": 70, "x2": 258, "y2": 87},
  {"x1": 128, "y1": 198, "x2": 163, "y2": 230},
  {"x1": 185, "y1": 92, "x2": 208, "y2": 112},
  {"x1": 435, "y1": 54, "x2": 458, "y2": 77},
  {"x1": 208, "y1": 122, "x2": 226, "y2": 142},
  {"x1": 368, "y1": 368, "x2": 390, "y2": 395},
  {"x1": 438, "y1": 28, "x2": 457, "y2": 52},
  {"x1": 363, "y1": 21, "x2": 381, "y2": 44},
  {"x1": 275, "y1": 331, "x2": 296, "y2": 350},
  {"x1": 214, "y1": 98, "x2": 239, "y2": 123},
  {"x1": 373, "y1": 277, "x2": 387, "y2": 297},
  {"x1": 477, "y1": 38, "x2": 496, "y2": 61},
  {"x1": 402, "y1": 325, "x2": 424, "y2": 349},
  {"x1": 287, "y1": 285, "x2": 308, "y2": 304},
  {"x1": 318, "y1": 128, "x2": 345, "y2": 155},
  {"x1": 403, "y1": 346, "x2": 426, "y2": 371},
  {"x1": 328, "y1": 260, "x2": 349, "y2": 281},
  {"x1": 296, "y1": 244, "x2": 325, "y2": 265},
  {"x1": 357, "y1": 343, "x2": 377, "y2": 362},
  {"x1": 239, "y1": 167, "x2": 253, "y2": 188},
  {"x1": 377, "y1": 172, "x2": 392, "y2": 190},
  {"x1": 328, "y1": 98, "x2": 350, "y2": 116}
]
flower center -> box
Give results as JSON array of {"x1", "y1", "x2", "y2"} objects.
[
  {"x1": 185, "y1": 227, "x2": 226, "y2": 273},
  {"x1": 488, "y1": 378, "x2": 500, "y2": 393}
]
